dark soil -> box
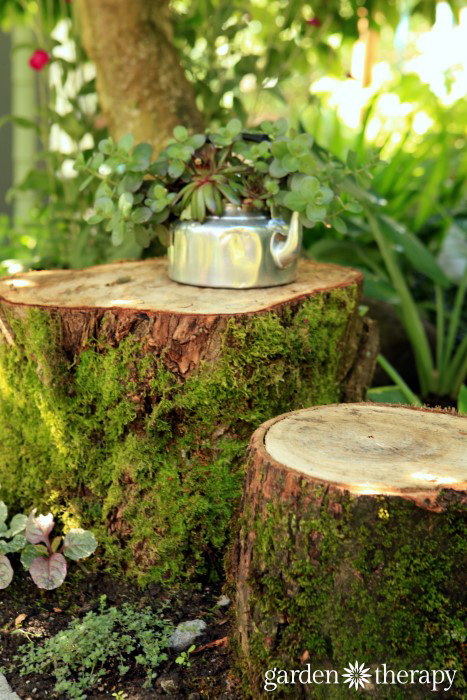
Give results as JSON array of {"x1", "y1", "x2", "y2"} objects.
[{"x1": 0, "y1": 566, "x2": 241, "y2": 699}]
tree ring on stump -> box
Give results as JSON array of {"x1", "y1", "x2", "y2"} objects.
[{"x1": 264, "y1": 403, "x2": 467, "y2": 506}]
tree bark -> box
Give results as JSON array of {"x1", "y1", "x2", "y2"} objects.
[
  {"x1": 0, "y1": 259, "x2": 375, "y2": 585},
  {"x1": 75, "y1": 0, "x2": 204, "y2": 151},
  {"x1": 232, "y1": 403, "x2": 467, "y2": 698}
]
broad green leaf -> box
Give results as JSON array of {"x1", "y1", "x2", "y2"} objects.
[
  {"x1": 269, "y1": 158, "x2": 288, "y2": 178},
  {"x1": 0, "y1": 502, "x2": 7, "y2": 525},
  {"x1": 111, "y1": 218, "x2": 126, "y2": 247},
  {"x1": 130, "y1": 143, "x2": 153, "y2": 171},
  {"x1": 4, "y1": 534, "x2": 27, "y2": 553},
  {"x1": 318, "y1": 187, "x2": 334, "y2": 205},
  {"x1": 150, "y1": 199, "x2": 168, "y2": 214},
  {"x1": 345, "y1": 201, "x2": 363, "y2": 214},
  {"x1": 367, "y1": 386, "x2": 410, "y2": 405},
  {"x1": 173, "y1": 125, "x2": 188, "y2": 142},
  {"x1": 226, "y1": 119, "x2": 242, "y2": 138},
  {"x1": 0, "y1": 554, "x2": 13, "y2": 589},
  {"x1": 122, "y1": 172, "x2": 143, "y2": 192},
  {"x1": 289, "y1": 133, "x2": 313, "y2": 156},
  {"x1": 298, "y1": 176, "x2": 320, "y2": 199},
  {"x1": 131, "y1": 207, "x2": 153, "y2": 224},
  {"x1": 63, "y1": 529, "x2": 98, "y2": 561},
  {"x1": 95, "y1": 181, "x2": 113, "y2": 198},
  {"x1": 118, "y1": 192, "x2": 134, "y2": 216},
  {"x1": 270, "y1": 140, "x2": 289, "y2": 159},
  {"x1": 458, "y1": 385, "x2": 467, "y2": 415},
  {"x1": 155, "y1": 224, "x2": 170, "y2": 246},
  {"x1": 95, "y1": 197, "x2": 115, "y2": 218},
  {"x1": 168, "y1": 160, "x2": 185, "y2": 179},
  {"x1": 134, "y1": 226, "x2": 151, "y2": 248},
  {"x1": 29, "y1": 553, "x2": 67, "y2": 590},
  {"x1": 86, "y1": 214, "x2": 105, "y2": 226},
  {"x1": 98, "y1": 138, "x2": 114, "y2": 155},
  {"x1": 21, "y1": 544, "x2": 46, "y2": 570},
  {"x1": 189, "y1": 134, "x2": 205, "y2": 149},
  {"x1": 281, "y1": 154, "x2": 299, "y2": 173},
  {"x1": 333, "y1": 217, "x2": 348, "y2": 234},
  {"x1": 298, "y1": 154, "x2": 317, "y2": 175},
  {"x1": 283, "y1": 191, "x2": 306, "y2": 212},
  {"x1": 118, "y1": 133, "x2": 134, "y2": 152},
  {"x1": 149, "y1": 156, "x2": 168, "y2": 176},
  {"x1": 151, "y1": 184, "x2": 168, "y2": 199},
  {"x1": 306, "y1": 204, "x2": 326, "y2": 221},
  {"x1": 8, "y1": 513, "x2": 27, "y2": 537}
]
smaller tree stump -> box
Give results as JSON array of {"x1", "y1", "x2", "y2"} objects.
[{"x1": 233, "y1": 404, "x2": 466, "y2": 698}]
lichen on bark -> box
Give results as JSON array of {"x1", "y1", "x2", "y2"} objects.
[{"x1": 0, "y1": 284, "x2": 366, "y2": 584}]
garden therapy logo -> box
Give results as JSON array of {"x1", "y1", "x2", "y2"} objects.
[
  {"x1": 342, "y1": 661, "x2": 371, "y2": 690},
  {"x1": 263, "y1": 662, "x2": 457, "y2": 692}
]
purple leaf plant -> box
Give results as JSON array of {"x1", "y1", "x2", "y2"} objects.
[{"x1": 0, "y1": 502, "x2": 97, "y2": 590}]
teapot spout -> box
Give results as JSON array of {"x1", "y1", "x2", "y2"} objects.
[{"x1": 270, "y1": 211, "x2": 303, "y2": 269}]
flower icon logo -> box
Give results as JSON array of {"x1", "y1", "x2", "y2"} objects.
[{"x1": 342, "y1": 661, "x2": 372, "y2": 690}]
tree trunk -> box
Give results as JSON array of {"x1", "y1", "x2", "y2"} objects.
[
  {"x1": 0, "y1": 259, "x2": 376, "y2": 585},
  {"x1": 75, "y1": 0, "x2": 203, "y2": 151},
  {"x1": 232, "y1": 403, "x2": 466, "y2": 698}
]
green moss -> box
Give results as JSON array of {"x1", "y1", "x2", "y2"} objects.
[
  {"x1": 0, "y1": 286, "x2": 358, "y2": 584},
  {"x1": 241, "y1": 492, "x2": 466, "y2": 698}
]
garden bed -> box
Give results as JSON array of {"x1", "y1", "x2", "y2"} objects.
[{"x1": 0, "y1": 568, "x2": 239, "y2": 699}]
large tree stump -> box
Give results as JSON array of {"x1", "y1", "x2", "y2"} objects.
[
  {"x1": 233, "y1": 404, "x2": 466, "y2": 698},
  {"x1": 0, "y1": 258, "x2": 376, "y2": 584}
]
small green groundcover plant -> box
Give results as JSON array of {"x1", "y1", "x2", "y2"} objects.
[
  {"x1": 75, "y1": 118, "x2": 371, "y2": 248},
  {"x1": 0, "y1": 502, "x2": 97, "y2": 590},
  {"x1": 14, "y1": 595, "x2": 174, "y2": 700}
]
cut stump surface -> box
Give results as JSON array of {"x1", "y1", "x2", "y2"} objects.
[
  {"x1": 0, "y1": 257, "x2": 361, "y2": 315},
  {"x1": 0, "y1": 258, "x2": 376, "y2": 584}
]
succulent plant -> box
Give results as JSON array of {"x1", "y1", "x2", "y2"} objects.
[{"x1": 75, "y1": 118, "x2": 373, "y2": 249}]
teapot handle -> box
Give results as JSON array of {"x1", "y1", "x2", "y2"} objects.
[{"x1": 270, "y1": 212, "x2": 302, "y2": 269}]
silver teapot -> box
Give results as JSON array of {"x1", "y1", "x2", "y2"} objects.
[{"x1": 167, "y1": 204, "x2": 302, "y2": 289}]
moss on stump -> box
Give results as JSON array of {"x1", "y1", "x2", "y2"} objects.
[
  {"x1": 232, "y1": 404, "x2": 467, "y2": 698},
  {"x1": 0, "y1": 259, "x2": 375, "y2": 584}
]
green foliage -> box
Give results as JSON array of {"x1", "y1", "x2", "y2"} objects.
[
  {"x1": 172, "y1": 1, "x2": 466, "y2": 125},
  {"x1": 0, "y1": 501, "x2": 97, "y2": 590},
  {"x1": 305, "y1": 82, "x2": 467, "y2": 402},
  {"x1": 14, "y1": 595, "x2": 174, "y2": 700},
  {"x1": 77, "y1": 119, "x2": 376, "y2": 248},
  {"x1": 175, "y1": 644, "x2": 196, "y2": 667},
  {"x1": 458, "y1": 385, "x2": 467, "y2": 415},
  {"x1": 0, "y1": 287, "x2": 358, "y2": 583}
]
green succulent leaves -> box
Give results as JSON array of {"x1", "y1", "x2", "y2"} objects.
[
  {"x1": 77, "y1": 118, "x2": 370, "y2": 244},
  {"x1": 0, "y1": 501, "x2": 97, "y2": 591}
]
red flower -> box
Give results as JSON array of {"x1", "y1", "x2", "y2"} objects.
[
  {"x1": 306, "y1": 18, "x2": 321, "y2": 27},
  {"x1": 29, "y1": 49, "x2": 50, "y2": 72}
]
